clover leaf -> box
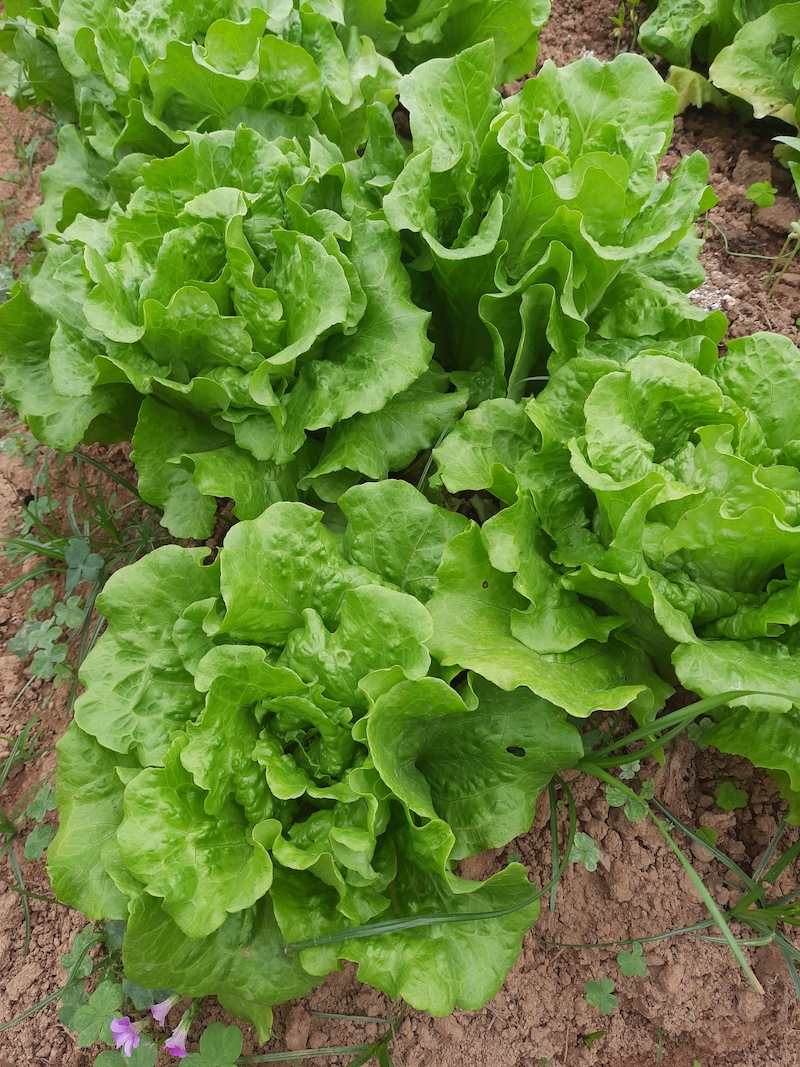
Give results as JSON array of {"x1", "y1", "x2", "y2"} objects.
[
  {"x1": 617, "y1": 942, "x2": 647, "y2": 978},
  {"x1": 24, "y1": 822, "x2": 57, "y2": 860},
  {"x1": 65, "y1": 538, "x2": 105, "y2": 593},
  {"x1": 26, "y1": 784, "x2": 56, "y2": 822},
  {"x1": 570, "y1": 832, "x2": 600, "y2": 872},
  {"x1": 68, "y1": 980, "x2": 123, "y2": 1046},
  {"x1": 717, "y1": 782, "x2": 748, "y2": 812},
  {"x1": 745, "y1": 181, "x2": 777, "y2": 208},
  {"x1": 60, "y1": 926, "x2": 100, "y2": 979},
  {"x1": 605, "y1": 779, "x2": 654, "y2": 822},
  {"x1": 584, "y1": 976, "x2": 618, "y2": 1015},
  {"x1": 183, "y1": 1022, "x2": 243, "y2": 1067}
]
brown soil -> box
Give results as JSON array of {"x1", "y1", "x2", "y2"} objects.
[
  {"x1": 0, "y1": 94, "x2": 56, "y2": 275},
  {"x1": 2, "y1": 2, "x2": 800, "y2": 1065}
]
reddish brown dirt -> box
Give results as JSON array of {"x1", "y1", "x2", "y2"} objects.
[{"x1": 2, "y1": 1, "x2": 800, "y2": 1064}]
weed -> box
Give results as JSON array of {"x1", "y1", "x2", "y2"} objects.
[
  {"x1": 764, "y1": 221, "x2": 800, "y2": 295},
  {"x1": 570, "y1": 831, "x2": 600, "y2": 872},
  {"x1": 1, "y1": 431, "x2": 168, "y2": 709},
  {"x1": 695, "y1": 826, "x2": 719, "y2": 849},
  {"x1": 606, "y1": 777, "x2": 655, "y2": 822},
  {"x1": 582, "y1": 1030, "x2": 605, "y2": 1049},
  {"x1": 0, "y1": 412, "x2": 39, "y2": 465},
  {"x1": 653, "y1": 1027, "x2": 682, "y2": 1064},
  {"x1": 0, "y1": 214, "x2": 38, "y2": 300},
  {"x1": 0, "y1": 714, "x2": 56, "y2": 952},
  {"x1": 745, "y1": 181, "x2": 778, "y2": 208},
  {"x1": 584, "y1": 976, "x2": 618, "y2": 1014},
  {"x1": 617, "y1": 942, "x2": 647, "y2": 978},
  {"x1": 2, "y1": 914, "x2": 408, "y2": 1064},
  {"x1": 79, "y1": 924, "x2": 404, "y2": 1064},
  {"x1": 716, "y1": 781, "x2": 748, "y2": 812},
  {"x1": 550, "y1": 788, "x2": 800, "y2": 1011},
  {"x1": 705, "y1": 169, "x2": 800, "y2": 297},
  {"x1": 651, "y1": 801, "x2": 800, "y2": 999},
  {"x1": 0, "y1": 106, "x2": 53, "y2": 184},
  {"x1": 610, "y1": 0, "x2": 643, "y2": 55}
]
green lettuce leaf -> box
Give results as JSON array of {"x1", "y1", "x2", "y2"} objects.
[
  {"x1": 74, "y1": 546, "x2": 219, "y2": 763},
  {"x1": 431, "y1": 398, "x2": 540, "y2": 504},
  {"x1": 710, "y1": 4, "x2": 800, "y2": 124},
  {"x1": 368, "y1": 675, "x2": 582, "y2": 857},
  {"x1": 47, "y1": 724, "x2": 141, "y2": 920},
  {"x1": 216, "y1": 502, "x2": 376, "y2": 644},
  {"x1": 427, "y1": 524, "x2": 657, "y2": 717},
  {"x1": 118, "y1": 735, "x2": 274, "y2": 936},
  {"x1": 339, "y1": 479, "x2": 470, "y2": 601},
  {"x1": 390, "y1": 0, "x2": 551, "y2": 81},
  {"x1": 639, "y1": 0, "x2": 745, "y2": 67},
  {"x1": 271, "y1": 815, "x2": 541, "y2": 1015},
  {"x1": 123, "y1": 894, "x2": 319, "y2": 1043},
  {"x1": 301, "y1": 364, "x2": 468, "y2": 490}
]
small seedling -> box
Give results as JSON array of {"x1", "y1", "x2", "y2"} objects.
[
  {"x1": 584, "y1": 976, "x2": 618, "y2": 1014},
  {"x1": 582, "y1": 1030, "x2": 606, "y2": 1049},
  {"x1": 746, "y1": 181, "x2": 777, "y2": 208},
  {"x1": 4, "y1": 916, "x2": 408, "y2": 1065},
  {"x1": 617, "y1": 941, "x2": 647, "y2": 978},
  {"x1": 686, "y1": 717, "x2": 714, "y2": 749},
  {"x1": 0, "y1": 216, "x2": 38, "y2": 301},
  {"x1": 653, "y1": 1027, "x2": 682, "y2": 1064},
  {"x1": 0, "y1": 713, "x2": 56, "y2": 951},
  {"x1": 23, "y1": 783, "x2": 58, "y2": 859},
  {"x1": 610, "y1": 0, "x2": 643, "y2": 54},
  {"x1": 605, "y1": 778, "x2": 654, "y2": 822},
  {"x1": 651, "y1": 802, "x2": 800, "y2": 999},
  {"x1": 694, "y1": 826, "x2": 719, "y2": 848},
  {"x1": 1, "y1": 436, "x2": 167, "y2": 705},
  {"x1": 570, "y1": 831, "x2": 600, "y2": 872},
  {"x1": 716, "y1": 782, "x2": 748, "y2": 812},
  {"x1": 0, "y1": 414, "x2": 40, "y2": 465},
  {"x1": 764, "y1": 220, "x2": 800, "y2": 296},
  {"x1": 618, "y1": 759, "x2": 640, "y2": 780}
]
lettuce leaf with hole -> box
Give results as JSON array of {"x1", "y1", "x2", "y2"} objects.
[{"x1": 427, "y1": 330, "x2": 800, "y2": 794}]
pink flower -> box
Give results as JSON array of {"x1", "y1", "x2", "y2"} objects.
[
  {"x1": 164, "y1": 1013, "x2": 192, "y2": 1059},
  {"x1": 150, "y1": 994, "x2": 181, "y2": 1028},
  {"x1": 109, "y1": 1016, "x2": 143, "y2": 1057}
]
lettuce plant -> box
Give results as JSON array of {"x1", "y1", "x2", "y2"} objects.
[
  {"x1": 0, "y1": 0, "x2": 400, "y2": 155},
  {"x1": 0, "y1": 119, "x2": 466, "y2": 536},
  {"x1": 7, "y1": 47, "x2": 721, "y2": 543},
  {"x1": 640, "y1": 0, "x2": 800, "y2": 129},
  {"x1": 0, "y1": 0, "x2": 551, "y2": 142},
  {"x1": 373, "y1": 46, "x2": 723, "y2": 399},
  {"x1": 47, "y1": 482, "x2": 585, "y2": 1035},
  {"x1": 382, "y1": 0, "x2": 551, "y2": 80},
  {"x1": 638, "y1": 0, "x2": 781, "y2": 68},
  {"x1": 431, "y1": 331, "x2": 800, "y2": 816},
  {"x1": 0, "y1": 48, "x2": 723, "y2": 541},
  {"x1": 0, "y1": 0, "x2": 402, "y2": 274},
  {"x1": 710, "y1": 3, "x2": 800, "y2": 128}
]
